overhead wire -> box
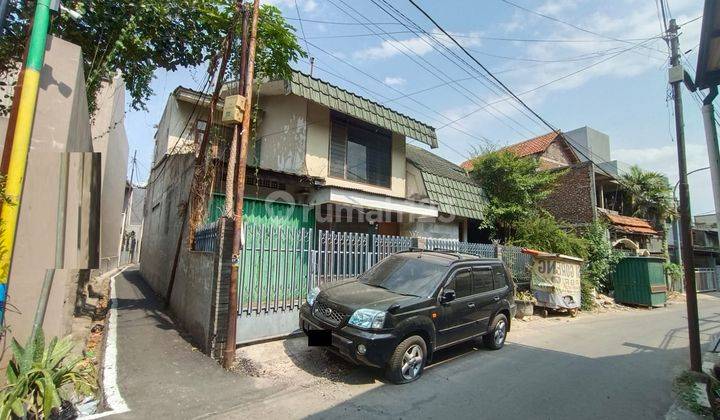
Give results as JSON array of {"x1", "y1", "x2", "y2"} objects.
[
  {"x1": 363, "y1": 0, "x2": 545, "y2": 137},
  {"x1": 407, "y1": 0, "x2": 667, "y2": 200},
  {"x1": 498, "y1": 0, "x2": 668, "y2": 57},
  {"x1": 330, "y1": 0, "x2": 541, "y2": 138}
]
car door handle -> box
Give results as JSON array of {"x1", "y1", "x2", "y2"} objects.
[
  {"x1": 467, "y1": 303, "x2": 475, "y2": 308},
  {"x1": 493, "y1": 296, "x2": 500, "y2": 302}
]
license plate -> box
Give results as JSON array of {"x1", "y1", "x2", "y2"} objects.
[{"x1": 307, "y1": 329, "x2": 331, "y2": 346}]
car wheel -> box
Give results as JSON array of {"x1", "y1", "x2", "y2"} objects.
[
  {"x1": 483, "y1": 313, "x2": 508, "y2": 350},
  {"x1": 386, "y1": 335, "x2": 427, "y2": 384}
]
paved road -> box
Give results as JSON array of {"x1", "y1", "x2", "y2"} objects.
[
  {"x1": 223, "y1": 294, "x2": 720, "y2": 420},
  {"x1": 109, "y1": 268, "x2": 719, "y2": 419}
]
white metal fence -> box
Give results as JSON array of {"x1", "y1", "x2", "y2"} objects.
[
  {"x1": 695, "y1": 268, "x2": 719, "y2": 292},
  {"x1": 670, "y1": 267, "x2": 720, "y2": 293}
]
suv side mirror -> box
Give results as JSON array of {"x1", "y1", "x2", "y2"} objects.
[{"x1": 442, "y1": 289, "x2": 456, "y2": 303}]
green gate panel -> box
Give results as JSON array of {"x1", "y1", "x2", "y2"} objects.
[
  {"x1": 207, "y1": 194, "x2": 315, "y2": 229},
  {"x1": 229, "y1": 198, "x2": 316, "y2": 313},
  {"x1": 612, "y1": 257, "x2": 667, "y2": 307}
]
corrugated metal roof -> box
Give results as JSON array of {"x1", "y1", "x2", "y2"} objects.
[
  {"x1": 285, "y1": 71, "x2": 438, "y2": 148},
  {"x1": 405, "y1": 145, "x2": 486, "y2": 220}
]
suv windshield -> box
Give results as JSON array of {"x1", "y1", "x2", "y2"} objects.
[{"x1": 358, "y1": 254, "x2": 447, "y2": 297}]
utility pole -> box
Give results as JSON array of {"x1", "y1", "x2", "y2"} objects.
[
  {"x1": 668, "y1": 18, "x2": 702, "y2": 372},
  {"x1": 224, "y1": 3, "x2": 250, "y2": 215},
  {"x1": 223, "y1": 0, "x2": 260, "y2": 369},
  {"x1": 701, "y1": 86, "x2": 720, "y2": 234}
]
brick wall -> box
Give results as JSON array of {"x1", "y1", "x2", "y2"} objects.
[
  {"x1": 539, "y1": 140, "x2": 577, "y2": 170},
  {"x1": 540, "y1": 162, "x2": 595, "y2": 225}
]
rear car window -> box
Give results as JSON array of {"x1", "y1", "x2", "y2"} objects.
[
  {"x1": 493, "y1": 266, "x2": 509, "y2": 289},
  {"x1": 473, "y1": 267, "x2": 494, "y2": 293}
]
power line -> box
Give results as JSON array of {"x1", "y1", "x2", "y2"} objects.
[
  {"x1": 435, "y1": 36, "x2": 661, "y2": 129},
  {"x1": 365, "y1": 0, "x2": 546, "y2": 136},
  {"x1": 305, "y1": 30, "x2": 661, "y2": 44},
  {"x1": 498, "y1": 0, "x2": 667, "y2": 57},
  {"x1": 409, "y1": 0, "x2": 559, "y2": 132},
  {"x1": 331, "y1": 0, "x2": 540, "y2": 138}
]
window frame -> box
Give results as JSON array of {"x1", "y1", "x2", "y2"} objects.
[
  {"x1": 328, "y1": 113, "x2": 393, "y2": 188},
  {"x1": 472, "y1": 266, "x2": 495, "y2": 295}
]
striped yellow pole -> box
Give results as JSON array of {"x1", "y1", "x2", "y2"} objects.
[{"x1": 0, "y1": 0, "x2": 52, "y2": 325}]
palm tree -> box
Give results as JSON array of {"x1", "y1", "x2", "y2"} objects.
[{"x1": 620, "y1": 165, "x2": 676, "y2": 258}]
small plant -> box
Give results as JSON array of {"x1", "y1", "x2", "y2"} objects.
[
  {"x1": 515, "y1": 289, "x2": 536, "y2": 303},
  {"x1": 580, "y1": 275, "x2": 596, "y2": 311},
  {"x1": 0, "y1": 329, "x2": 95, "y2": 419},
  {"x1": 665, "y1": 262, "x2": 683, "y2": 290}
]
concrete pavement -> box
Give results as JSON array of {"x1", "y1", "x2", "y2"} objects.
[
  {"x1": 107, "y1": 268, "x2": 720, "y2": 419},
  {"x1": 108, "y1": 268, "x2": 284, "y2": 419}
]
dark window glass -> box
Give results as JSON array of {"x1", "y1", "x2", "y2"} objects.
[
  {"x1": 359, "y1": 254, "x2": 447, "y2": 297},
  {"x1": 329, "y1": 114, "x2": 391, "y2": 187},
  {"x1": 473, "y1": 267, "x2": 494, "y2": 293},
  {"x1": 493, "y1": 266, "x2": 508, "y2": 290},
  {"x1": 448, "y1": 269, "x2": 473, "y2": 298}
]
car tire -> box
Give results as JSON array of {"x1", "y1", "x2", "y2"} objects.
[
  {"x1": 483, "y1": 313, "x2": 508, "y2": 350},
  {"x1": 386, "y1": 335, "x2": 427, "y2": 384}
]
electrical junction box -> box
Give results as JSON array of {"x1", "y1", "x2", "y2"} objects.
[
  {"x1": 222, "y1": 94, "x2": 246, "y2": 124},
  {"x1": 668, "y1": 65, "x2": 684, "y2": 84}
]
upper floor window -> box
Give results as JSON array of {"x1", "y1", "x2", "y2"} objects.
[{"x1": 329, "y1": 113, "x2": 392, "y2": 187}]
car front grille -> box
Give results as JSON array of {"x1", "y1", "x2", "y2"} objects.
[{"x1": 313, "y1": 301, "x2": 347, "y2": 327}]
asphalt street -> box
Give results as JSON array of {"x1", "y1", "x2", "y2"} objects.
[{"x1": 109, "y1": 268, "x2": 720, "y2": 419}]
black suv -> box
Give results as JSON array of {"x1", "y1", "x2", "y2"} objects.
[{"x1": 299, "y1": 250, "x2": 516, "y2": 384}]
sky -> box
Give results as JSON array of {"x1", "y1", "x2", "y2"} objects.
[{"x1": 124, "y1": 0, "x2": 717, "y2": 217}]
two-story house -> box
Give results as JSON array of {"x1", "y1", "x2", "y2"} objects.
[
  {"x1": 149, "y1": 71, "x2": 486, "y2": 236},
  {"x1": 141, "y1": 71, "x2": 487, "y2": 300}
]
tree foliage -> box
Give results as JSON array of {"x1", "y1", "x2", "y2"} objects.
[
  {"x1": 582, "y1": 220, "x2": 622, "y2": 293},
  {"x1": 620, "y1": 165, "x2": 675, "y2": 229},
  {"x1": 0, "y1": 1, "x2": 305, "y2": 113},
  {"x1": 468, "y1": 150, "x2": 565, "y2": 240},
  {"x1": 508, "y1": 212, "x2": 588, "y2": 259}
]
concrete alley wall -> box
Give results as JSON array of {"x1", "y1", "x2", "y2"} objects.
[
  {"x1": 92, "y1": 75, "x2": 129, "y2": 272},
  {"x1": 0, "y1": 37, "x2": 100, "y2": 361},
  {"x1": 139, "y1": 153, "x2": 221, "y2": 352}
]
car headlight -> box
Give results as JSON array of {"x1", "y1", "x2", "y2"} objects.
[
  {"x1": 348, "y1": 308, "x2": 386, "y2": 330},
  {"x1": 306, "y1": 286, "x2": 320, "y2": 306}
]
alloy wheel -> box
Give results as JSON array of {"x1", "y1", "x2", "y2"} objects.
[
  {"x1": 494, "y1": 319, "x2": 506, "y2": 346},
  {"x1": 401, "y1": 344, "x2": 423, "y2": 380}
]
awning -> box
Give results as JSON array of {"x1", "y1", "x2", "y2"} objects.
[
  {"x1": 600, "y1": 210, "x2": 658, "y2": 235},
  {"x1": 310, "y1": 187, "x2": 438, "y2": 218}
]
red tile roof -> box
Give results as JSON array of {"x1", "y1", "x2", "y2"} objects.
[
  {"x1": 460, "y1": 132, "x2": 561, "y2": 171},
  {"x1": 503, "y1": 132, "x2": 558, "y2": 157},
  {"x1": 602, "y1": 211, "x2": 658, "y2": 235}
]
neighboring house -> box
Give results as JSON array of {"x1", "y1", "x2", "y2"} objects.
[
  {"x1": 405, "y1": 144, "x2": 486, "y2": 241},
  {"x1": 668, "y1": 214, "x2": 720, "y2": 269},
  {"x1": 462, "y1": 128, "x2": 661, "y2": 253},
  {"x1": 119, "y1": 182, "x2": 145, "y2": 265}
]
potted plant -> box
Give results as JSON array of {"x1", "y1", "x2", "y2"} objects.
[{"x1": 515, "y1": 289, "x2": 536, "y2": 319}]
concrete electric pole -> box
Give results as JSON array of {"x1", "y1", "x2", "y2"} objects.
[
  {"x1": 668, "y1": 18, "x2": 702, "y2": 372},
  {"x1": 223, "y1": 0, "x2": 261, "y2": 370}
]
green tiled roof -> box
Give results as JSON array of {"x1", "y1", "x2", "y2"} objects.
[
  {"x1": 406, "y1": 145, "x2": 487, "y2": 220},
  {"x1": 285, "y1": 71, "x2": 438, "y2": 148}
]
